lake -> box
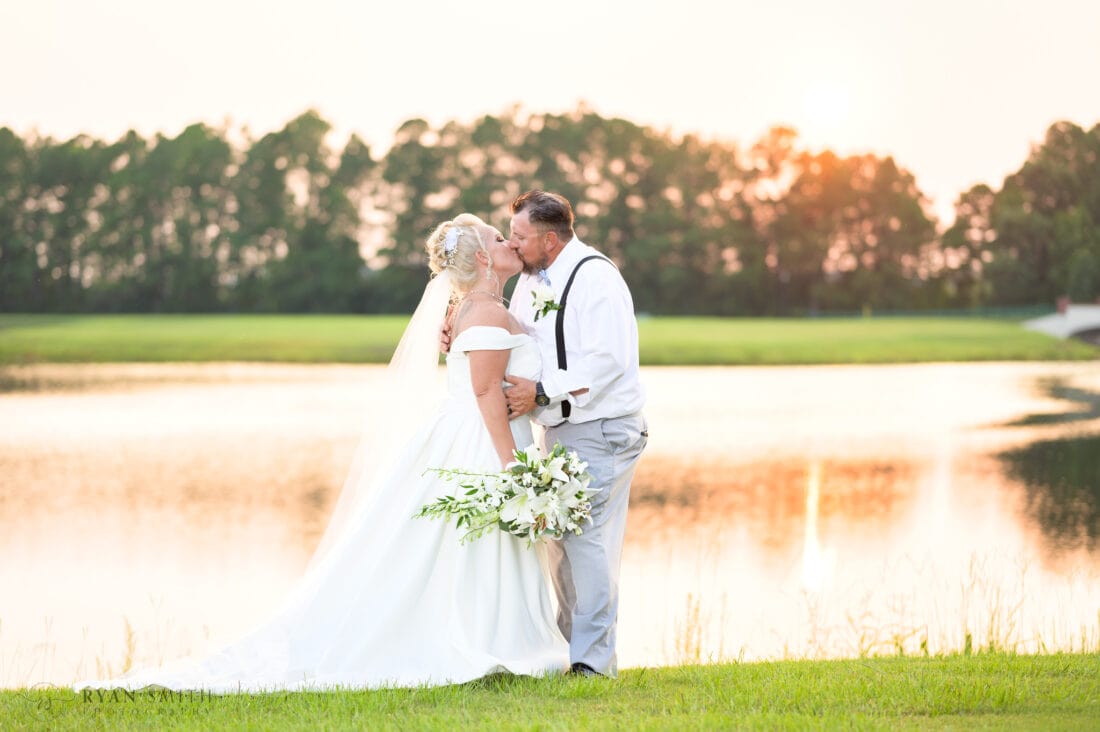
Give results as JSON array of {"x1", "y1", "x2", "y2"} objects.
[{"x1": 1, "y1": 362, "x2": 1098, "y2": 688}]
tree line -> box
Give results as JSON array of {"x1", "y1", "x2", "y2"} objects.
[{"x1": 1, "y1": 109, "x2": 1097, "y2": 315}]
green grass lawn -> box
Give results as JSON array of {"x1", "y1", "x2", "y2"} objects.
[
  {"x1": 4, "y1": 654, "x2": 1098, "y2": 730},
  {"x1": 0, "y1": 314, "x2": 1096, "y2": 366}
]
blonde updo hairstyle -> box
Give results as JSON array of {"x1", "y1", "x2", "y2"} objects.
[{"x1": 426, "y1": 213, "x2": 494, "y2": 297}]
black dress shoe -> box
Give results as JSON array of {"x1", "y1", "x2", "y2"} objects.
[{"x1": 569, "y1": 662, "x2": 604, "y2": 678}]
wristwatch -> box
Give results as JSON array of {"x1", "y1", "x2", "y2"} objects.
[{"x1": 534, "y1": 381, "x2": 551, "y2": 407}]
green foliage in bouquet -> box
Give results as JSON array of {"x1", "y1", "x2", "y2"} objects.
[{"x1": 415, "y1": 442, "x2": 597, "y2": 546}]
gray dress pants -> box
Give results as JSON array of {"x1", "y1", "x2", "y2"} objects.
[{"x1": 542, "y1": 411, "x2": 647, "y2": 676}]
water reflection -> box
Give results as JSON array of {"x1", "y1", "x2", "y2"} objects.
[
  {"x1": 1000, "y1": 435, "x2": 1100, "y2": 552},
  {"x1": 997, "y1": 377, "x2": 1100, "y2": 553},
  {"x1": 629, "y1": 456, "x2": 920, "y2": 552},
  {"x1": 1, "y1": 362, "x2": 1099, "y2": 687},
  {"x1": 1004, "y1": 377, "x2": 1100, "y2": 426}
]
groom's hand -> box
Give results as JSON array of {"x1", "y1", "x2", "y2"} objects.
[{"x1": 503, "y1": 375, "x2": 536, "y2": 417}]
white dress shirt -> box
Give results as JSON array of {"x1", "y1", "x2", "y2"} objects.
[{"x1": 509, "y1": 238, "x2": 646, "y2": 426}]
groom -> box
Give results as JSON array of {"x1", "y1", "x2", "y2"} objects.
[{"x1": 503, "y1": 190, "x2": 647, "y2": 678}]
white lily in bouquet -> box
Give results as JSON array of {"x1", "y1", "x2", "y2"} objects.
[{"x1": 415, "y1": 442, "x2": 597, "y2": 546}]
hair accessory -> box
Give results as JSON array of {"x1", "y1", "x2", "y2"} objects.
[{"x1": 443, "y1": 227, "x2": 460, "y2": 267}]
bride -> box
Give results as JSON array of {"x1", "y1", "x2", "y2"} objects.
[{"x1": 73, "y1": 214, "x2": 569, "y2": 693}]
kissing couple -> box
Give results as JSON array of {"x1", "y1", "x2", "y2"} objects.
[{"x1": 74, "y1": 190, "x2": 648, "y2": 693}]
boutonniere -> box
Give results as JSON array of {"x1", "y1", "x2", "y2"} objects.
[{"x1": 531, "y1": 283, "x2": 560, "y2": 322}]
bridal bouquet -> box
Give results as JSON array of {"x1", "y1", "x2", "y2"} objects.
[{"x1": 415, "y1": 442, "x2": 597, "y2": 546}]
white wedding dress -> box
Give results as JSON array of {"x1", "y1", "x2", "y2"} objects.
[{"x1": 73, "y1": 325, "x2": 569, "y2": 693}]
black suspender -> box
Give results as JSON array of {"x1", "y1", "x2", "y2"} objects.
[{"x1": 554, "y1": 254, "x2": 616, "y2": 419}]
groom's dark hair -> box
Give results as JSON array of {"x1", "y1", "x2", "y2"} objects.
[{"x1": 512, "y1": 190, "x2": 575, "y2": 242}]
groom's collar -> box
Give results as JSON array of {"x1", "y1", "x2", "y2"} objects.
[{"x1": 544, "y1": 237, "x2": 587, "y2": 288}]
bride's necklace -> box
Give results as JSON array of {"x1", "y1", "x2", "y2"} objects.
[{"x1": 464, "y1": 289, "x2": 509, "y2": 306}]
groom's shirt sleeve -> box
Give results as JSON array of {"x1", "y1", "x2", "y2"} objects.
[{"x1": 538, "y1": 265, "x2": 637, "y2": 409}]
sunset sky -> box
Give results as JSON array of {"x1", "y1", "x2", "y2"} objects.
[{"x1": 3, "y1": 0, "x2": 1099, "y2": 224}]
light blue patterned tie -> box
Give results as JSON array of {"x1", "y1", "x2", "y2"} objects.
[{"x1": 537, "y1": 269, "x2": 551, "y2": 286}]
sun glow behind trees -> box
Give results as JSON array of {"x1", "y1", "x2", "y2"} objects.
[
  {"x1": 800, "y1": 81, "x2": 854, "y2": 151},
  {"x1": 4, "y1": 0, "x2": 1100, "y2": 234}
]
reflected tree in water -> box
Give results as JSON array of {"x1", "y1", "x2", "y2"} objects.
[
  {"x1": 1004, "y1": 377, "x2": 1100, "y2": 427},
  {"x1": 1000, "y1": 378, "x2": 1100, "y2": 551},
  {"x1": 999, "y1": 435, "x2": 1100, "y2": 552}
]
